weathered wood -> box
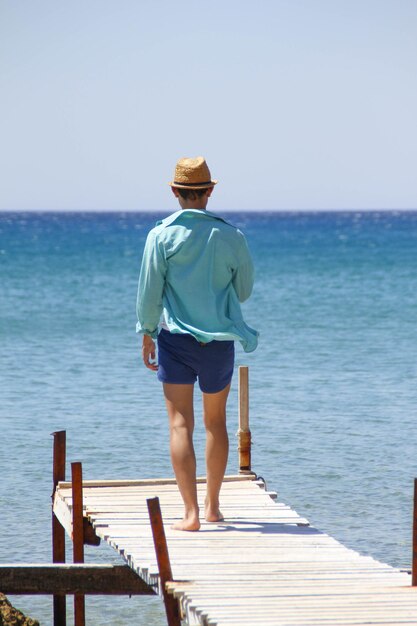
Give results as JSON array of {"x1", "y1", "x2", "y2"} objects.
[
  {"x1": 0, "y1": 564, "x2": 155, "y2": 595},
  {"x1": 147, "y1": 497, "x2": 181, "y2": 626},
  {"x1": 238, "y1": 366, "x2": 249, "y2": 431},
  {"x1": 71, "y1": 462, "x2": 85, "y2": 626},
  {"x1": 82, "y1": 517, "x2": 100, "y2": 546},
  {"x1": 52, "y1": 491, "x2": 100, "y2": 546},
  {"x1": 71, "y1": 462, "x2": 84, "y2": 563},
  {"x1": 54, "y1": 475, "x2": 417, "y2": 626},
  {"x1": 237, "y1": 366, "x2": 251, "y2": 473},
  {"x1": 52, "y1": 430, "x2": 67, "y2": 626},
  {"x1": 56, "y1": 474, "x2": 254, "y2": 489},
  {"x1": 53, "y1": 490, "x2": 72, "y2": 536}
]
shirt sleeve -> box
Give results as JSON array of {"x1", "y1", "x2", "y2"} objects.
[
  {"x1": 136, "y1": 230, "x2": 167, "y2": 337},
  {"x1": 232, "y1": 232, "x2": 255, "y2": 303}
]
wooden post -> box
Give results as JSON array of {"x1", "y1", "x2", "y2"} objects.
[
  {"x1": 71, "y1": 462, "x2": 85, "y2": 626},
  {"x1": 52, "y1": 431, "x2": 66, "y2": 626},
  {"x1": 237, "y1": 365, "x2": 252, "y2": 473},
  {"x1": 412, "y1": 478, "x2": 417, "y2": 586},
  {"x1": 147, "y1": 497, "x2": 181, "y2": 626}
]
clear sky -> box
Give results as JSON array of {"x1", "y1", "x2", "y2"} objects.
[{"x1": 1, "y1": 0, "x2": 416, "y2": 211}]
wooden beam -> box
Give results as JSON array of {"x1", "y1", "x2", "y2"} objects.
[
  {"x1": 147, "y1": 497, "x2": 181, "y2": 626},
  {"x1": 71, "y1": 462, "x2": 85, "y2": 626},
  {"x1": 52, "y1": 430, "x2": 67, "y2": 626},
  {"x1": 0, "y1": 564, "x2": 155, "y2": 595},
  {"x1": 71, "y1": 462, "x2": 84, "y2": 563},
  {"x1": 238, "y1": 365, "x2": 252, "y2": 473},
  {"x1": 52, "y1": 432, "x2": 66, "y2": 545}
]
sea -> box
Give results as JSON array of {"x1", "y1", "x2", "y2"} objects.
[{"x1": 1, "y1": 210, "x2": 416, "y2": 625}]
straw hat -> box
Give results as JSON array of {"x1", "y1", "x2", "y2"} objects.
[{"x1": 169, "y1": 157, "x2": 218, "y2": 189}]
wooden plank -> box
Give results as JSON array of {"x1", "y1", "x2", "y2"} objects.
[
  {"x1": 0, "y1": 564, "x2": 155, "y2": 595},
  {"x1": 53, "y1": 491, "x2": 73, "y2": 537},
  {"x1": 56, "y1": 474, "x2": 255, "y2": 489},
  {"x1": 57, "y1": 480, "x2": 261, "y2": 493},
  {"x1": 167, "y1": 581, "x2": 413, "y2": 596}
]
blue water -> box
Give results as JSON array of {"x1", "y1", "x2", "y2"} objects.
[{"x1": 1, "y1": 210, "x2": 417, "y2": 624}]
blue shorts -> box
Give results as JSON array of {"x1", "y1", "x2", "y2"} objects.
[{"x1": 157, "y1": 329, "x2": 235, "y2": 394}]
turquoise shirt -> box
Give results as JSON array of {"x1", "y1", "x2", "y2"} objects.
[{"x1": 136, "y1": 209, "x2": 258, "y2": 352}]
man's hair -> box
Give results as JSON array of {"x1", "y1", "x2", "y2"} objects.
[{"x1": 176, "y1": 187, "x2": 211, "y2": 201}]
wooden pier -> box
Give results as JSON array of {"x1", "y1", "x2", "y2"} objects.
[
  {"x1": 2, "y1": 366, "x2": 417, "y2": 625},
  {"x1": 52, "y1": 473, "x2": 417, "y2": 625}
]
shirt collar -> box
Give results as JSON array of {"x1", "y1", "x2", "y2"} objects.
[{"x1": 156, "y1": 209, "x2": 232, "y2": 228}]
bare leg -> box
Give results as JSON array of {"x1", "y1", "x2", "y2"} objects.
[
  {"x1": 163, "y1": 383, "x2": 200, "y2": 531},
  {"x1": 203, "y1": 383, "x2": 231, "y2": 522}
]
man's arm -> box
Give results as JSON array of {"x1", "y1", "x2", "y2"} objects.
[
  {"x1": 136, "y1": 230, "x2": 167, "y2": 336},
  {"x1": 232, "y1": 233, "x2": 255, "y2": 303}
]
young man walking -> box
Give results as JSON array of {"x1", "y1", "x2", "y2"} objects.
[{"x1": 137, "y1": 156, "x2": 258, "y2": 530}]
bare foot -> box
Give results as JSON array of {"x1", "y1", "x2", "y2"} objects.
[
  {"x1": 205, "y1": 506, "x2": 224, "y2": 523},
  {"x1": 171, "y1": 514, "x2": 201, "y2": 531}
]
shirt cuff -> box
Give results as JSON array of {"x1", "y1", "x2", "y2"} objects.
[{"x1": 136, "y1": 321, "x2": 159, "y2": 339}]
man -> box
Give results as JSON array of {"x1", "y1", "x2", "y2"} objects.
[{"x1": 137, "y1": 156, "x2": 258, "y2": 530}]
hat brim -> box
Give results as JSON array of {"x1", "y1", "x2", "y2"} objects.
[{"x1": 169, "y1": 180, "x2": 218, "y2": 189}]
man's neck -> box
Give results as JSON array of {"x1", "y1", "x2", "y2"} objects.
[{"x1": 178, "y1": 199, "x2": 208, "y2": 211}]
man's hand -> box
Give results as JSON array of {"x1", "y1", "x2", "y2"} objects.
[{"x1": 142, "y1": 334, "x2": 158, "y2": 371}]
